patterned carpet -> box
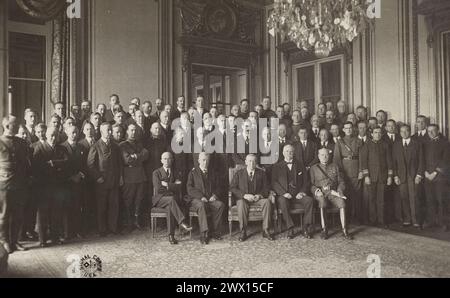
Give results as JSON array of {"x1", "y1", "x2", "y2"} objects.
[{"x1": 5, "y1": 224, "x2": 450, "y2": 278}]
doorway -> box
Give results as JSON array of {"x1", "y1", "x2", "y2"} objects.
[{"x1": 191, "y1": 64, "x2": 247, "y2": 115}]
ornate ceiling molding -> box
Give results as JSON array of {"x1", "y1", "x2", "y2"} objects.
[
  {"x1": 177, "y1": 0, "x2": 261, "y2": 45},
  {"x1": 15, "y1": 0, "x2": 66, "y2": 21}
]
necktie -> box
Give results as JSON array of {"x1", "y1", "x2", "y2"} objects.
[
  {"x1": 404, "y1": 141, "x2": 407, "y2": 147},
  {"x1": 302, "y1": 141, "x2": 306, "y2": 150},
  {"x1": 390, "y1": 135, "x2": 394, "y2": 142},
  {"x1": 166, "y1": 169, "x2": 170, "y2": 177},
  {"x1": 249, "y1": 172, "x2": 254, "y2": 181}
]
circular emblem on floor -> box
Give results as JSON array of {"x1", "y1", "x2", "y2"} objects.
[{"x1": 80, "y1": 255, "x2": 102, "y2": 278}]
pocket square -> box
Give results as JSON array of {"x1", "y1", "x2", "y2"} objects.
[{"x1": 298, "y1": 172, "x2": 303, "y2": 176}]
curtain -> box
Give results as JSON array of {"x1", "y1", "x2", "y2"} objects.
[{"x1": 50, "y1": 12, "x2": 71, "y2": 108}]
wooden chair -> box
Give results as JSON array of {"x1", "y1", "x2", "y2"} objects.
[
  {"x1": 228, "y1": 191, "x2": 277, "y2": 239},
  {"x1": 150, "y1": 207, "x2": 170, "y2": 238},
  {"x1": 150, "y1": 188, "x2": 182, "y2": 238},
  {"x1": 276, "y1": 208, "x2": 306, "y2": 233}
]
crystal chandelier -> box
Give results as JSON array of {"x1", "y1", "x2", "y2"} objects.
[{"x1": 267, "y1": 0, "x2": 374, "y2": 58}]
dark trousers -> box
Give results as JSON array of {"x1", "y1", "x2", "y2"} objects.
[
  {"x1": 95, "y1": 185, "x2": 119, "y2": 234},
  {"x1": 276, "y1": 195, "x2": 313, "y2": 229},
  {"x1": 153, "y1": 196, "x2": 185, "y2": 235},
  {"x1": 369, "y1": 182, "x2": 385, "y2": 225},
  {"x1": 424, "y1": 180, "x2": 447, "y2": 226},
  {"x1": 399, "y1": 177, "x2": 419, "y2": 225},
  {"x1": 190, "y1": 199, "x2": 224, "y2": 233},
  {"x1": 0, "y1": 189, "x2": 25, "y2": 245},
  {"x1": 81, "y1": 181, "x2": 97, "y2": 234},
  {"x1": 37, "y1": 186, "x2": 68, "y2": 243},
  {"x1": 344, "y1": 176, "x2": 361, "y2": 223},
  {"x1": 361, "y1": 184, "x2": 371, "y2": 225},
  {"x1": 68, "y1": 182, "x2": 83, "y2": 237},
  {"x1": 22, "y1": 187, "x2": 37, "y2": 235},
  {"x1": 237, "y1": 198, "x2": 272, "y2": 231},
  {"x1": 385, "y1": 184, "x2": 400, "y2": 223},
  {"x1": 122, "y1": 182, "x2": 145, "y2": 227}
]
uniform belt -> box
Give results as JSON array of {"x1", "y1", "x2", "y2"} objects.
[{"x1": 343, "y1": 156, "x2": 358, "y2": 160}]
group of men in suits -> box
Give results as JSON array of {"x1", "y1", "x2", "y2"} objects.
[{"x1": 1, "y1": 94, "x2": 449, "y2": 253}]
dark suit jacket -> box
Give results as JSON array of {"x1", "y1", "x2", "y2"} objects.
[
  {"x1": 78, "y1": 138, "x2": 95, "y2": 179},
  {"x1": 61, "y1": 141, "x2": 85, "y2": 181},
  {"x1": 392, "y1": 138, "x2": 424, "y2": 183},
  {"x1": 186, "y1": 167, "x2": 219, "y2": 203},
  {"x1": 230, "y1": 168, "x2": 269, "y2": 201},
  {"x1": 271, "y1": 160, "x2": 309, "y2": 197},
  {"x1": 152, "y1": 167, "x2": 182, "y2": 203},
  {"x1": 144, "y1": 136, "x2": 169, "y2": 179},
  {"x1": 119, "y1": 140, "x2": 149, "y2": 184},
  {"x1": 423, "y1": 136, "x2": 450, "y2": 181},
  {"x1": 32, "y1": 142, "x2": 69, "y2": 185},
  {"x1": 294, "y1": 140, "x2": 318, "y2": 169},
  {"x1": 87, "y1": 139, "x2": 122, "y2": 189},
  {"x1": 359, "y1": 139, "x2": 393, "y2": 182},
  {"x1": 232, "y1": 134, "x2": 259, "y2": 166},
  {"x1": 105, "y1": 109, "x2": 115, "y2": 123}
]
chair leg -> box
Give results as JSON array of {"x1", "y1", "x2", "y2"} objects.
[
  {"x1": 151, "y1": 217, "x2": 155, "y2": 238},
  {"x1": 228, "y1": 220, "x2": 232, "y2": 240},
  {"x1": 300, "y1": 214, "x2": 303, "y2": 231},
  {"x1": 189, "y1": 216, "x2": 193, "y2": 239}
]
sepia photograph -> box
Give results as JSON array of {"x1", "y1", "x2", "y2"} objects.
[{"x1": 0, "y1": 0, "x2": 450, "y2": 284}]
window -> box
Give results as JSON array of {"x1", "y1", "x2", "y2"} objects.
[
  {"x1": 7, "y1": 0, "x2": 51, "y2": 120},
  {"x1": 292, "y1": 55, "x2": 345, "y2": 113},
  {"x1": 8, "y1": 32, "x2": 46, "y2": 118}
]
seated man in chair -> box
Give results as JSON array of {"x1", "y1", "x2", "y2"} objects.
[
  {"x1": 186, "y1": 152, "x2": 225, "y2": 244},
  {"x1": 310, "y1": 148, "x2": 352, "y2": 240},
  {"x1": 230, "y1": 154, "x2": 274, "y2": 242},
  {"x1": 272, "y1": 144, "x2": 314, "y2": 239},
  {"x1": 152, "y1": 152, "x2": 192, "y2": 245}
]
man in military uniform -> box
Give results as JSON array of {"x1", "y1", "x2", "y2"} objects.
[
  {"x1": 0, "y1": 116, "x2": 31, "y2": 253},
  {"x1": 333, "y1": 122, "x2": 363, "y2": 223},
  {"x1": 359, "y1": 127, "x2": 393, "y2": 226},
  {"x1": 119, "y1": 123, "x2": 149, "y2": 232},
  {"x1": 310, "y1": 148, "x2": 352, "y2": 240}
]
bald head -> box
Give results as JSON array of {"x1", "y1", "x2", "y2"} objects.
[{"x1": 2, "y1": 116, "x2": 19, "y2": 136}]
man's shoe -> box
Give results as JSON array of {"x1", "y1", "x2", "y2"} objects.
[
  {"x1": 39, "y1": 242, "x2": 48, "y2": 248},
  {"x1": 303, "y1": 230, "x2": 312, "y2": 239},
  {"x1": 24, "y1": 232, "x2": 37, "y2": 241},
  {"x1": 342, "y1": 229, "x2": 353, "y2": 240},
  {"x1": 238, "y1": 230, "x2": 247, "y2": 242},
  {"x1": 320, "y1": 229, "x2": 328, "y2": 240},
  {"x1": 402, "y1": 222, "x2": 411, "y2": 227},
  {"x1": 180, "y1": 223, "x2": 193, "y2": 232},
  {"x1": 211, "y1": 233, "x2": 222, "y2": 241},
  {"x1": 134, "y1": 217, "x2": 142, "y2": 230},
  {"x1": 262, "y1": 230, "x2": 274, "y2": 241},
  {"x1": 287, "y1": 229, "x2": 295, "y2": 240},
  {"x1": 169, "y1": 235, "x2": 178, "y2": 245},
  {"x1": 14, "y1": 243, "x2": 28, "y2": 252}
]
